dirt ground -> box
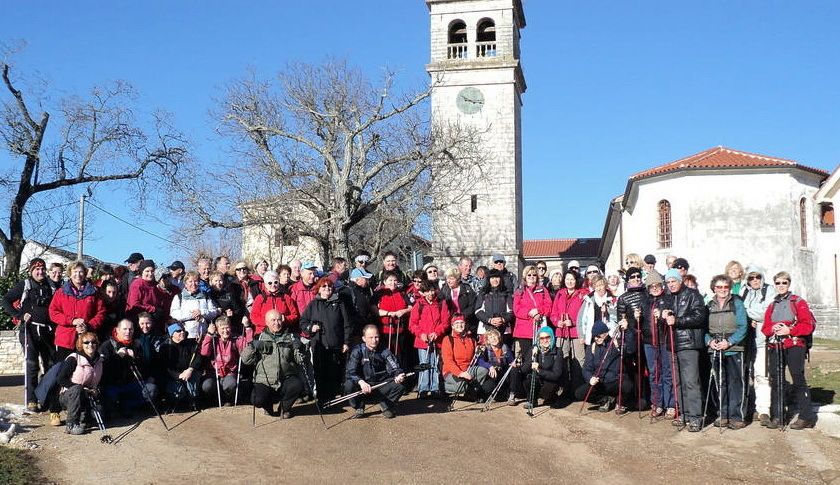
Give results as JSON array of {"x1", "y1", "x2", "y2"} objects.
[{"x1": 2, "y1": 345, "x2": 840, "y2": 485}]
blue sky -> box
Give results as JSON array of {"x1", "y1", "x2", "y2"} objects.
[{"x1": 3, "y1": 1, "x2": 839, "y2": 266}]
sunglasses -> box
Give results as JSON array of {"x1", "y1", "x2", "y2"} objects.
[
  {"x1": 585, "y1": 270, "x2": 598, "y2": 275},
  {"x1": 265, "y1": 281, "x2": 280, "y2": 286},
  {"x1": 235, "y1": 267, "x2": 248, "y2": 271},
  {"x1": 675, "y1": 266, "x2": 688, "y2": 270},
  {"x1": 82, "y1": 340, "x2": 96, "y2": 345},
  {"x1": 714, "y1": 285, "x2": 730, "y2": 289},
  {"x1": 538, "y1": 336, "x2": 552, "y2": 340},
  {"x1": 628, "y1": 274, "x2": 641, "y2": 280},
  {"x1": 537, "y1": 267, "x2": 546, "y2": 271},
  {"x1": 774, "y1": 281, "x2": 789, "y2": 286},
  {"x1": 747, "y1": 275, "x2": 761, "y2": 281}
]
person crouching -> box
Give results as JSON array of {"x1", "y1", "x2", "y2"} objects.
[
  {"x1": 343, "y1": 324, "x2": 406, "y2": 419},
  {"x1": 200, "y1": 315, "x2": 254, "y2": 406},
  {"x1": 56, "y1": 332, "x2": 103, "y2": 435},
  {"x1": 523, "y1": 325, "x2": 564, "y2": 409},
  {"x1": 241, "y1": 309, "x2": 305, "y2": 418},
  {"x1": 575, "y1": 321, "x2": 633, "y2": 413}
]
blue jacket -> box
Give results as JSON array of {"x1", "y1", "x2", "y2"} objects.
[{"x1": 583, "y1": 337, "x2": 623, "y2": 384}]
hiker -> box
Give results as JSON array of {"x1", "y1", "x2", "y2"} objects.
[
  {"x1": 200, "y1": 315, "x2": 254, "y2": 405},
  {"x1": 523, "y1": 325, "x2": 564, "y2": 409},
  {"x1": 576, "y1": 321, "x2": 632, "y2": 413},
  {"x1": 343, "y1": 324, "x2": 407, "y2": 419},
  {"x1": 56, "y1": 332, "x2": 103, "y2": 435}
]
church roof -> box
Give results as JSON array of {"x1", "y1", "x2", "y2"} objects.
[
  {"x1": 523, "y1": 238, "x2": 600, "y2": 259},
  {"x1": 630, "y1": 146, "x2": 829, "y2": 181}
]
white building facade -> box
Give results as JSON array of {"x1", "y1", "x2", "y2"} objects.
[
  {"x1": 599, "y1": 147, "x2": 835, "y2": 306},
  {"x1": 426, "y1": 0, "x2": 526, "y2": 272}
]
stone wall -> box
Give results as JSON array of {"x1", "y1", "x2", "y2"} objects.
[{"x1": 0, "y1": 331, "x2": 23, "y2": 376}]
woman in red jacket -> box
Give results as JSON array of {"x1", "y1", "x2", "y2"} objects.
[
  {"x1": 49, "y1": 261, "x2": 105, "y2": 362},
  {"x1": 512, "y1": 266, "x2": 552, "y2": 370},
  {"x1": 761, "y1": 271, "x2": 816, "y2": 430},
  {"x1": 250, "y1": 271, "x2": 299, "y2": 335},
  {"x1": 372, "y1": 271, "x2": 413, "y2": 356},
  {"x1": 409, "y1": 281, "x2": 449, "y2": 398},
  {"x1": 550, "y1": 269, "x2": 587, "y2": 393},
  {"x1": 125, "y1": 260, "x2": 170, "y2": 329},
  {"x1": 441, "y1": 315, "x2": 485, "y2": 400}
]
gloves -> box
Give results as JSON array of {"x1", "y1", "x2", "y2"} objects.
[{"x1": 252, "y1": 341, "x2": 273, "y2": 354}]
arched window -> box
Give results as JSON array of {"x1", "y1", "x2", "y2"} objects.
[
  {"x1": 447, "y1": 20, "x2": 468, "y2": 59},
  {"x1": 476, "y1": 19, "x2": 496, "y2": 57},
  {"x1": 800, "y1": 197, "x2": 808, "y2": 246},
  {"x1": 658, "y1": 200, "x2": 672, "y2": 249}
]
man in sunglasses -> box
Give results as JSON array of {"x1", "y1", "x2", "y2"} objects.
[{"x1": 491, "y1": 254, "x2": 518, "y2": 296}]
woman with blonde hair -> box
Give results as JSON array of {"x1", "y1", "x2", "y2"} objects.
[{"x1": 725, "y1": 261, "x2": 746, "y2": 296}]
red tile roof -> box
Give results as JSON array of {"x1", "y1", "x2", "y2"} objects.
[
  {"x1": 523, "y1": 238, "x2": 600, "y2": 258},
  {"x1": 631, "y1": 146, "x2": 829, "y2": 180}
]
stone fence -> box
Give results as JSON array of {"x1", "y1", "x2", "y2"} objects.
[{"x1": 0, "y1": 331, "x2": 23, "y2": 376}]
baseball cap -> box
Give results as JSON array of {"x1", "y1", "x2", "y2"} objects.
[
  {"x1": 568, "y1": 260, "x2": 580, "y2": 269},
  {"x1": 125, "y1": 252, "x2": 144, "y2": 264},
  {"x1": 167, "y1": 260, "x2": 185, "y2": 271},
  {"x1": 301, "y1": 261, "x2": 318, "y2": 271},
  {"x1": 673, "y1": 258, "x2": 689, "y2": 270},
  {"x1": 492, "y1": 253, "x2": 506, "y2": 263},
  {"x1": 350, "y1": 268, "x2": 373, "y2": 279}
]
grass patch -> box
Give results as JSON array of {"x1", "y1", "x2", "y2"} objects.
[
  {"x1": 0, "y1": 446, "x2": 44, "y2": 485},
  {"x1": 814, "y1": 338, "x2": 840, "y2": 351},
  {"x1": 808, "y1": 367, "x2": 840, "y2": 405}
]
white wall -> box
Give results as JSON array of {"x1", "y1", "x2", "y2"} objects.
[{"x1": 607, "y1": 169, "x2": 830, "y2": 303}]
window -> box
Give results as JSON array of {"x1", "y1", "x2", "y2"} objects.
[
  {"x1": 470, "y1": 194, "x2": 478, "y2": 213},
  {"x1": 800, "y1": 198, "x2": 808, "y2": 246},
  {"x1": 820, "y1": 202, "x2": 834, "y2": 229},
  {"x1": 447, "y1": 20, "x2": 468, "y2": 59},
  {"x1": 476, "y1": 19, "x2": 497, "y2": 57},
  {"x1": 657, "y1": 200, "x2": 672, "y2": 249}
]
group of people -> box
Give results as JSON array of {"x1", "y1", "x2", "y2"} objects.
[{"x1": 0, "y1": 248, "x2": 817, "y2": 436}]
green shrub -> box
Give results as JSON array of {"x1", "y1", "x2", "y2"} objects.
[{"x1": 0, "y1": 272, "x2": 26, "y2": 331}]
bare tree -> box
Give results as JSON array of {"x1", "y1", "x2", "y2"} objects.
[
  {"x1": 177, "y1": 60, "x2": 484, "y2": 263},
  {"x1": 0, "y1": 61, "x2": 188, "y2": 276}
]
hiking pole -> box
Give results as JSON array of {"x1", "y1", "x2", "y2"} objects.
[
  {"x1": 617, "y1": 327, "x2": 626, "y2": 414},
  {"x1": 634, "y1": 307, "x2": 643, "y2": 416},
  {"x1": 87, "y1": 392, "x2": 113, "y2": 444},
  {"x1": 234, "y1": 352, "x2": 242, "y2": 406},
  {"x1": 526, "y1": 317, "x2": 541, "y2": 417},
  {"x1": 210, "y1": 334, "x2": 223, "y2": 408},
  {"x1": 718, "y1": 343, "x2": 724, "y2": 434},
  {"x1": 482, "y1": 363, "x2": 513, "y2": 412},
  {"x1": 702, "y1": 349, "x2": 717, "y2": 428},
  {"x1": 303, "y1": 344, "x2": 326, "y2": 428},
  {"x1": 579, "y1": 341, "x2": 614, "y2": 415},
  {"x1": 777, "y1": 343, "x2": 786, "y2": 432},
  {"x1": 448, "y1": 346, "x2": 483, "y2": 412},
  {"x1": 323, "y1": 365, "x2": 430, "y2": 408},
  {"x1": 418, "y1": 339, "x2": 435, "y2": 399},
  {"x1": 128, "y1": 362, "x2": 169, "y2": 431},
  {"x1": 21, "y1": 319, "x2": 28, "y2": 408},
  {"x1": 667, "y1": 320, "x2": 683, "y2": 427}
]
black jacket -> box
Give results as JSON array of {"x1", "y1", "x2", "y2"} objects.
[
  {"x1": 210, "y1": 287, "x2": 246, "y2": 324},
  {"x1": 99, "y1": 337, "x2": 143, "y2": 386},
  {"x1": 1, "y1": 277, "x2": 54, "y2": 329},
  {"x1": 616, "y1": 285, "x2": 645, "y2": 330},
  {"x1": 300, "y1": 295, "x2": 352, "y2": 349},
  {"x1": 474, "y1": 288, "x2": 514, "y2": 333},
  {"x1": 165, "y1": 338, "x2": 203, "y2": 377},
  {"x1": 583, "y1": 338, "x2": 623, "y2": 384},
  {"x1": 345, "y1": 343, "x2": 402, "y2": 384},
  {"x1": 640, "y1": 292, "x2": 672, "y2": 346},
  {"x1": 345, "y1": 283, "x2": 373, "y2": 336},
  {"x1": 668, "y1": 287, "x2": 708, "y2": 351},
  {"x1": 529, "y1": 347, "x2": 564, "y2": 383}
]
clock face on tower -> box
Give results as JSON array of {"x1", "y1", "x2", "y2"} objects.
[{"x1": 456, "y1": 87, "x2": 485, "y2": 115}]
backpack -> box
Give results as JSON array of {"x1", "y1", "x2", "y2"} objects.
[{"x1": 787, "y1": 295, "x2": 816, "y2": 354}]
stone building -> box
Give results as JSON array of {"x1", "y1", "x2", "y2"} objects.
[
  {"x1": 598, "y1": 146, "x2": 835, "y2": 308},
  {"x1": 426, "y1": 0, "x2": 526, "y2": 273}
]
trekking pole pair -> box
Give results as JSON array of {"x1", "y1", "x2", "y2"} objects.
[
  {"x1": 702, "y1": 345, "x2": 724, "y2": 434},
  {"x1": 579, "y1": 339, "x2": 615, "y2": 415},
  {"x1": 86, "y1": 392, "x2": 113, "y2": 444},
  {"x1": 128, "y1": 361, "x2": 169, "y2": 431},
  {"x1": 448, "y1": 345, "x2": 483, "y2": 411}
]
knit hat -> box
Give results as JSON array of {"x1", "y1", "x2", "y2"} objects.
[
  {"x1": 537, "y1": 325, "x2": 555, "y2": 350},
  {"x1": 138, "y1": 259, "x2": 156, "y2": 273},
  {"x1": 672, "y1": 258, "x2": 689, "y2": 270},
  {"x1": 592, "y1": 321, "x2": 610, "y2": 337},
  {"x1": 625, "y1": 267, "x2": 643, "y2": 282},
  {"x1": 645, "y1": 270, "x2": 664, "y2": 286},
  {"x1": 643, "y1": 254, "x2": 656, "y2": 264},
  {"x1": 125, "y1": 252, "x2": 144, "y2": 264},
  {"x1": 486, "y1": 268, "x2": 502, "y2": 279},
  {"x1": 167, "y1": 323, "x2": 185, "y2": 336},
  {"x1": 664, "y1": 268, "x2": 681, "y2": 282},
  {"x1": 585, "y1": 265, "x2": 601, "y2": 275},
  {"x1": 28, "y1": 258, "x2": 46, "y2": 272}
]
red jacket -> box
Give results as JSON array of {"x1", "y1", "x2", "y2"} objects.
[
  {"x1": 250, "y1": 291, "x2": 299, "y2": 334},
  {"x1": 200, "y1": 328, "x2": 254, "y2": 377},
  {"x1": 441, "y1": 333, "x2": 476, "y2": 377},
  {"x1": 372, "y1": 288, "x2": 410, "y2": 335},
  {"x1": 49, "y1": 281, "x2": 105, "y2": 350},
  {"x1": 550, "y1": 288, "x2": 586, "y2": 339},
  {"x1": 762, "y1": 294, "x2": 815, "y2": 349},
  {"x1": 408, "y1": 297, "x2": 450, "y2": 349},
  {"x1": 290, "y1": 280, "x2": 317, "y2": 315},
  {"x1": 512, "y1": 286, "x2": 553, "y2": 339},
  {"x1": 125, "y1": 278, "x2": 169, "y2": 321}
]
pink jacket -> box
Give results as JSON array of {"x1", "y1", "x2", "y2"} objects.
[
  {"x1": 200, "y1": 327, "x2": 255, "y2": 378},
  {"x1": 551, "y1": 288, "x2": 586, "y2": 338},
  {"x1": 512, "y1": 286, "x2": 552, "y2": 339}
]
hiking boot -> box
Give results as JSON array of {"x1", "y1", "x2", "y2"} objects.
[
  {"x1": 727, "y1": 420, "x2": 747, "y2": 430},
  {"x1": 65, "y1": 423, "x2": 85, "y2": 435},
  {"x1": 614, "y1": 405, "x2": 628, "y2": 415},
  {"x1": 672, "y1": 417, "x2": 685, "y2": 427},
  {"x1": 713, "y1": 418, "x2": 729, "y2": 428},
  {"x1": 665, "y1": 408, "x2": 676, "y2": 419},
  {"x1": 789, "y1": 418, "x2": 815, "y2": 430},
  {"x1": 650, "y1": 407, "x2": 664, "y2": 418},
  {"x1": 598, "y1": 397, "x2": 615, "y2": 413},
  {"x1": 507, "y1": 395, "x2": 516, "y2": 406},
  {"x1": 688, "y1": 421, "x2": 703, "y2": 432},
  {"x1": 49, "y1": 412, "x2": 62, "y2": 426},
  {"x1": 759, "y1": 414, "x2": 771, "y2": 427},
  {"x1": 281, "y1": 410, "x2": 293, "y2": 419},
  {"x1": 352, "y1": 407, "x2": 365, "y2": 419},
  {"x1": 382, "y1": 408, "x2": 396, "y2": 419},
  {"x1": 766, "y1": 419, "x2": 782, "y2": 430},
  {"x1": 27, "y1": 402, "x2": 39, "y2": 413},
  {"x1": 523, "y1": 402, "x2": 534, "y2": 410}
]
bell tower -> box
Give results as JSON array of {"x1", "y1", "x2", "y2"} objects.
[{"x1": 426, "y1": 0, "x2": 526, "y2": 272}]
